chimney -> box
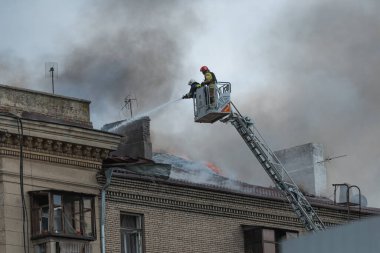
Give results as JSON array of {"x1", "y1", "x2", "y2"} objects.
[
  {"x1": 274, "y1": 143, "x2": 327, "y2": 197},
  {"x1": 102, "y1": 117, "x2": 152, "y2": 159}
]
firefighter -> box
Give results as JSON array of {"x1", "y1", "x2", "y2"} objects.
[
  {"x1": 200, "y1": 66, "x2": 217, "y2": 106},
  {"x1": 182, "y1": 79, "x2": 202, "y2": 99}
]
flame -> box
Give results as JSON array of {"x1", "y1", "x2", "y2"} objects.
[
  {"x1": 154, "y1": 150, "x2": 223, "y2": 175},
  {"x1": 205, "y1": 162, "x2": 222, "y2": 175}
]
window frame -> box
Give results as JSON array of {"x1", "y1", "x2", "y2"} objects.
[
  {"x1": 29, "y1": 190, "x2": 96, "y2": 241},
  {"x1": 120, "y1": 212, "x2": 145, "y2": 253},
  {"x1": 242, "y1": 225, "x2": 299, "y2": 253}
]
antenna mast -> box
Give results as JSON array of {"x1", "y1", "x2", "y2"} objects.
[
  {"x1": 122, "y1": 95, "x2": 138, "y2": 119},
  {"x1": 45, "y1": 62, "x2": 58, "y2": 94},
  {"x1": 317, "y1": 154, "x2": 348, "y2": 164}
]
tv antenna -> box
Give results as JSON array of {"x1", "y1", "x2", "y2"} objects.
[
  {"x1": 45, "y1": 62, "x2": 58, "y2": 94},
  {"x1": 317, "y1": 154, "x2": 348, "y2": 164},
  {"x1": 121, "y1": 95, "x2": 138, "y2": 119}
]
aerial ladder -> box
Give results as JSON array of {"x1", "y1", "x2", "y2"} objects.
[{"x1": 192, "y1": 82, "x2": 326, "y2": 232}]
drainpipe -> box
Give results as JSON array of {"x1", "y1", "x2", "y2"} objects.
[{"x1": 101, "y1": 168, "x2": 114, "y2": 253}]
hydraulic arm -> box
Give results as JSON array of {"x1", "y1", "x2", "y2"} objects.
[
  {"x1": 192, "y1": 81, "x2": 325, "y2": 231},
  {"x1": 220, "y1": 102, "x2": 326, "y2": 232}
]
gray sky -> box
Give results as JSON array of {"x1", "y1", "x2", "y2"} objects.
[{"x1": 1, "y1": 0, "x2": 379, "y2": 207}]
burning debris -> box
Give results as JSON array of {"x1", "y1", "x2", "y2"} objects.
[{"x1": 152, "y1": 152, "x2": 259, "y2": 193}]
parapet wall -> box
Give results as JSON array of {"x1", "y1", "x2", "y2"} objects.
[{"x1": 0, "y1": 84, "x2": 92, "y2": 128}]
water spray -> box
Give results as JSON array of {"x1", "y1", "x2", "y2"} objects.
[{"x1": 107, "y1": 98, "x2": 182, "y2": 133}]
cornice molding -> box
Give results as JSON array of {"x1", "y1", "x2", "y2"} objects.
[
  {"x1": 107, "y1": 190, "x2": 311, "y2": 229},
  {"x1": 100, "y1": 176, "x2": 365, "y2": 226},
  {"x1": 0, "y1": 115, "x2": 121, "y2": 151},
  {"x1": 0, "y1": 132, "x2": 110, "y2": 168}
]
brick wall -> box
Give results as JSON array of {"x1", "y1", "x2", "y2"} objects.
[
  {"x1": 101, "y1": 175, "x2": 374, "y2": 253},
  {"x1": 106, "y1": 202, "x2": 247, "y2": 253}
]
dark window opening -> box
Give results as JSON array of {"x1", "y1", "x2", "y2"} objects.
[
  {"x1": 30, "y1": 191, "x2": 96, "y2": 240},
  {"x1": 120, "y1": 214, "x2": 143, "y2": 253},
  {"x1": 243, "y1": 226, "x2": 298, "y2": 253}
]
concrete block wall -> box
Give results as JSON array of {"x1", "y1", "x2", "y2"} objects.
[
  {"x1": 275, "y1": 143, "x2": 327, "y2": 197},
  {"x1": 104, "y1": 117, "x2": 152, "y2": 159}
]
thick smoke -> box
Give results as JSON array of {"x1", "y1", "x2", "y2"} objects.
[
  {"x1": 250, "y1": 0, "x2": 380, "y2": 204},
  {"x1": 2, "y1": 0, "x2": 379, "y2": 206},
  {"x1": 59, "y1": 0, "x2": 199, "y2": 125},
  {"x1": 152, "y1": 1, "x2": 380, "y2": 206},
  {"x1": 0, "y1": 52, "x2": 29, "y2": 86}
]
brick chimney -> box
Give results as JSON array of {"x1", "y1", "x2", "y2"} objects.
[{"x1": 102, "y1": 117, "x2": 152, "y2": 159}]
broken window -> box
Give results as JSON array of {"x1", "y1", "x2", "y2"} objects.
[
  {"x1": 120, "y1": 213, "x2": 143, "y2": 253},
  {"x1": 243, "y1": 226, "x2": 298, "y2": 253},
  {"x1": 30, "y1": 191, "x2": 95, "y2": 240}
]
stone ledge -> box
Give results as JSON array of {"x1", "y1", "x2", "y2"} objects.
[
  {"x1": 0, "y1": 172, "x2": 100, "y2": 192},
  {"x1": 107, "y1": 190, "x2": 304, "y2": 229},
  {"x1": 0, "y1": 147, "x2": 102, "y2": 169},
  {"x1": 0, "y1": 132, "x2": 110, "y2": 163},
  {"x1": 0, "y1": 115, "x2": 121, "y2": 151}
]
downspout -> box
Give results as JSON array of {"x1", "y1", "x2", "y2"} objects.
[{"x1": 101, "y1": 168, "x2": 114, "y2": 253}]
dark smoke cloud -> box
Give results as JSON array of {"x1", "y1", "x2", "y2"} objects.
[
  {"x1": 153, "y1": 0, "x2": 380, "y2": 206},
  {"x1": 59, "y1": 0, "x2": 199, "y2": 125},
  {"x1": 241, "y1": 0, "x2": 380, "y2": 204},
  {"x1": 0, "y1": 51, "x2": 29, "y2": 86},
  {"x1": 2, "y1": 0, "x2": 378, "y2": 206}
]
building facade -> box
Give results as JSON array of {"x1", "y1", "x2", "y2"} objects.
[
  {"x1": 1, "y1": 84, "x2": 379, "y2": 253},
  {"x1": 0, "y1": 84, "x2": 120, "y2": 253},
  {"x1": 99, "y1": 164, "x2": 379, "y2": 253}
]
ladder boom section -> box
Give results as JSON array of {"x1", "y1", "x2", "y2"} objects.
[{"x1": 221, "y1": 110, "x2": 326, "y2": 232}]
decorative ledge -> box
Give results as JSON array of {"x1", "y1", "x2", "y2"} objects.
[{"x1": 0, "y1": 131, "x2": 111, "y2": 168}]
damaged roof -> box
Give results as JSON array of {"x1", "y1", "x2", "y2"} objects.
[{"x1": 100, "y1": 154, "x2": 380, "y2": 214}]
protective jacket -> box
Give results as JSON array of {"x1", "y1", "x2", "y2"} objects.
[
  {"x1": 201, "y1": 71, "x2": 217, "y2": 86},
  {"x1": 182, "y1": 81, "x2": 202, "y2": 99},
  {"x1": 202, "y1": 71, "x2": 217, "y2": 106}
]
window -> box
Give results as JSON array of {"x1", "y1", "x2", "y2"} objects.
[
  {"x1": 30, "y1": 191, "x2": 96, "y2": 240},
  {"x1": 243, "y1": 226, "x2": 298, "y2": 253},
  {"x1": 34, "y1": 243, "x2": 47, "y2": 253},
  {"x1": 56, "y1": 241, "x2": 91, "y2": 253},
  {"x1": 120, "y1": 214, "x2": 143, "y2": 253},
  {"x1": 33, "y1": 240, "x2": 91, "y2": 253}
]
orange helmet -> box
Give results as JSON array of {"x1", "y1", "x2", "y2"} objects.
[{"x1": 200, "y1": 66, "x2": 209, "y2": 72}]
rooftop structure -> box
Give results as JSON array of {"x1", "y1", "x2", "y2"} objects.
[
  {"x1": 0, "y1": 84, "x2": 92, "y2": 128},
  {"x1": 0, "y1": 84, "x2": 120, "y2": 253}
]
